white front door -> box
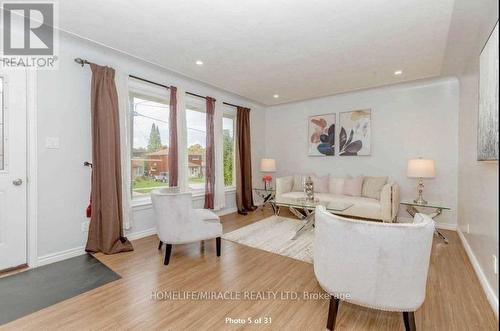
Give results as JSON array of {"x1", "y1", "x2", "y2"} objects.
[{"x1": 0, "y1": 69, "x2": 27, "y2": 271}]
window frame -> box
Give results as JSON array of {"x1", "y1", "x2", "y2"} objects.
[{"x1": 128, "y1": 79, "x2": 170, "y2": 202}]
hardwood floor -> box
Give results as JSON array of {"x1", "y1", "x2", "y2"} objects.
[{"x1": 1, "y1": 208, "x2": 497, "y2": 330}]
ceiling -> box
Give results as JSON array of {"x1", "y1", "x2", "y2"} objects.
[{"x1": 58, "y1": 0, "x2": 471, "y2": 105}]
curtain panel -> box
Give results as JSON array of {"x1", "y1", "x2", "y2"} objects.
[
  {"x1": 235, "y1": 106, "x2": 256, "y2": 214},
  {"x1": 204, "y1": 97, "x2": 216, "y2": 209},
  {"x1": 168, "y1": 86, "x2": 178, "y2": 187},
  {"x1": 86, "y1": 63, "x2": 133, "y2": 254}
]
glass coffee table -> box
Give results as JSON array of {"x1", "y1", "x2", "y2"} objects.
[{"x1": 271, "y1": 197, "x2": 353, "y2": 240}]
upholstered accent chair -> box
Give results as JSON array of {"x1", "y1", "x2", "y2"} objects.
[
  {"x1": 151, "y1": 188, "x2": 223, "y2": 265},
  {"x1": 314, "y1": 206, "x2": 434, "y2": 331}
]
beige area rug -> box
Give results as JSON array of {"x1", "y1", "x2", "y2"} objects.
[{"x1": 222, "y1": 216, "x2": 314, "y2": 263}]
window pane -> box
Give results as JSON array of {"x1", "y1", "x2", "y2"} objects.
[
  {"x1": 223, "y1": 115, "x2": 235, "y2": 187},
  {"x1": 131, "y1": 94, "x2": 169, "y2": 199},
  {"x1": 186, "y1": 99, "x2": 206, "y2": 191},
  {"x1": 0, "y1": 77, "x2": 4, "y2": 171}
]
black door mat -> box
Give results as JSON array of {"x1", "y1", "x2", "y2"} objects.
[{"x1": 0, "y1": 253, "x2": 120, "y2": 325}]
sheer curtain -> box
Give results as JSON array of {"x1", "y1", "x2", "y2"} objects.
[
  {"x1": 213, "y1": 100, "x2": 226, "y2": 210},
  {"x1": 115, "y1": 70, "x2": 132, "y2": 230}
]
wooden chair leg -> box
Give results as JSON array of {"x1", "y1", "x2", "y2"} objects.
[
  {"x1": 164, "y1": 244, "x2": 172, "y2": 265},
  {"x1": 216, "y1": 237, "x2": 221, "y2": 257},
  {"x1": 158, "y1": 241, "x2": 163, "y2": 250},
  {"x1": 327, "y1": 297, "x2": 340, "y2": 330},
  {"x1": 403, "y1": 311, "x2": 416, "y2": 331}
]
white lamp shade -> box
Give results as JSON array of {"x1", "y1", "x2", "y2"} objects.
[
  {"x1": 260, "y1": 158, "x2": 276, "y2": 172},
  {"x1": 407, "y1": 159, "x2": 435, "y2": 178}
]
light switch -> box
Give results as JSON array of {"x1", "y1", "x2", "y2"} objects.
[{"x1": 45, "y1": 137, "x2": 60, "y2": 149}]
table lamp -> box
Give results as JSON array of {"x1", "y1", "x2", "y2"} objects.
[
  {"x1": 407, "y1": 158, "x2": 435, "y2": 205},
  {"x1": 260, "y1": 158, "x2": 276, "y2": 190}
]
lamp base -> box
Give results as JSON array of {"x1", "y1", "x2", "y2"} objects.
[{"x1": 413, "y1": 178, "x2": 427, "y2": 205}]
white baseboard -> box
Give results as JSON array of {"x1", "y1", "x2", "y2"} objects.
[
  {"x1": 398, "y1": 216, "x2": 457, "y2": 231},
  {"x1": 37, "y1": 246, "x2": 86, "y2": 267},
  {"x1": 457, "y1": 229, "x2": 499, "y2": 319},
  {"x1": 127, "y1": 227, "x2": 157, "y2": 241},
  {"x1": 217, "y1": 207, "x2": 238, "y2": 216}
]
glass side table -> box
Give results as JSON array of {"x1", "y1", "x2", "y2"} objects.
[
  {"x1": 253, "y1": 188, "x2": 276, "y2": 212},
  {"x1": 401, "y1": 200, "x2": 451, "y2": 244}
]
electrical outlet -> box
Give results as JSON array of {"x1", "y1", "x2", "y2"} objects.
[
  {"x1": 493, "y1": 255, "x2": 498, "y2": 275},
  {"x1": 81, "y1": 220, "x2": 90, "y2": 232},
  {"x1": 466, "y1": 224, "x2": 470, "y2": 234}
]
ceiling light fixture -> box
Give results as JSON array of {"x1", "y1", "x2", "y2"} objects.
[
  {"x1": 394, "y1": 70, "x2": 403, "y2": 75},
  {"x1": 196, "y1": 60, "x2": 204, "y2": 66},
  {"x1": 273, "y1": 94, "x2": 280, "y2": 98}
]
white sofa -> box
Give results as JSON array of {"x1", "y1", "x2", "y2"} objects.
[{"x1": 276, "y1": 175, "x2": 400, "y2": 222}]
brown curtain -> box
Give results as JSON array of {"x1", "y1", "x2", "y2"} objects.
[
  {"x1": 235, "y1": 107, "x2": 256, "y2": 214},
  {"x1": 168, "y1": 86, "x2": 178, "y2": 187},
  {"x1": 204, "y1": 97, "x2": 216, "y2": 209},
  {"x1": 86, "y1": 64, "x2": 133, "y2": 254}
]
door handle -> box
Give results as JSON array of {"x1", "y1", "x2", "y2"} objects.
[{"x1": 12, "y1": 178, "x2": 23, "y2": 186}]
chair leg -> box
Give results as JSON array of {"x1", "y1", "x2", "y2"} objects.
[
  {"x1": 216, "y1": 237, "x2": 221, "y2": 257},
  {"x1": 403, "y1": 311, "x2": 416, "y2": 331},
  {"x1": 158, "y1": 241, "x2": 163, "y2": 250},
  {"x1": 164, "y1": 244, "x2": 172, "y2": 265},
  {"x1": 327, "y1": 297, "x2": 340, "y2": 330}
]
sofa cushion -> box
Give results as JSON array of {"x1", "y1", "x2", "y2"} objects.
[
  {"x1": 343, "y1": 176, "x2": 364, "y2": 197},
  {"x1": 329, "y1": 177, "x2": 345, "y2": 194},
  {"x1": 312, "y1": 174, "x2": 329, "y2": 193},
  {"x1": 362, "y1": 176, "x2": 388, "y2": 199}
]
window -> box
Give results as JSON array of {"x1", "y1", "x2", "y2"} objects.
[
  {"x1": 223, "y1": 110, "x2": 235, "y2": 187},
  {"x1": 0, "y1": 77, "x2": 4, "y2": 171},
  {"x1": 129, "y1": 84, "x2": 170, "y2": 199},
  {"x1": 186, "y1": 96, "x2": 206, "y2": 191}
]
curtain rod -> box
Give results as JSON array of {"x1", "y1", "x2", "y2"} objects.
[{"x1": 75, "y1": 58, "x2": 254, "y2": 107}]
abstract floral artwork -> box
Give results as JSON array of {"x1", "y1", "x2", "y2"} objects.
[
  {"x1": 339, "y1": 109, "x2": 371, "y2": 156},
  {"x1": 308, "y1": 113, "x2": 335, "y2": 156}
]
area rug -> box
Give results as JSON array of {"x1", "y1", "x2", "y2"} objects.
[
  {"x1": 223, "y1": 216, "x2": 314, "y2": 263},
  {"x1": 0, "y1": 254, "x2": 121, "y2": 325}
]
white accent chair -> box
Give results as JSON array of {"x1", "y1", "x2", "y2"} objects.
[
  {"x1": 314, "y1": 206, "x2": 434, "y2": 331},
  {"x1": 151, "y1": 188, "x2": 223, "y2": 265}
]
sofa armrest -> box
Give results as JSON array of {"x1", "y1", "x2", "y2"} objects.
[
  {"x1": 276, "y1": 176, "x2": 294, "y2": 198},
  {"x1": 380, "y1": 182, "x2": 400, "y2": 222}
]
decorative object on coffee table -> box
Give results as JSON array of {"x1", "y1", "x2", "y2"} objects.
[
  {"x1": 401, "y1": 200, "x2": 450, "y2": 244},
  {"x1": 304, "y1": 176, "x2": 314, "y2": 202},
  {"x1": 260, "y1": 158, "x2": 276, "y2": 190},
  {"x1": 407, "y1": 158, "x2": 435, "y2": 205},
  {"x1": 308, "y1": 113, "x2": 336, "y2": 156}
]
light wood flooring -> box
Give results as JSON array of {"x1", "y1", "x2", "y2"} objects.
[{"x1": 1, "y1": 209, "x2": 497, "y2": 330}]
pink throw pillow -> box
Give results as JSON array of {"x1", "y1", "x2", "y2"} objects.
[
  {"x1": 311, "y1": 174, "x2": 330, "y2": 193},
  {"x1": 343, "y1": 176, "x2": 364, "y2": 197}
]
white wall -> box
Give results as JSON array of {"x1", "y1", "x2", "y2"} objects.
[
  {"x1": 457, "y1": 8, "x2": 499, "y2": 312},
  {"x1": 36, "y1": 32, "x2": 265, "y2": 259},
  {"x1": 265, "y1": 78, "x2": 459, "y2": 226}
]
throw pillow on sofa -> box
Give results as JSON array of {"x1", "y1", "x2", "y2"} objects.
[
  {"x1": 343, "y1": 176, "x2": 364, "y2": 197},
  {"x1": 329, "y1": 177, "x2": 345, "y2": 194},
  {"x1": 292, "y1": 174, "x2": 307, "y2": 192},
  {"x1": 362, "y1": 176, "x2": 388, "y2": 199},
  {"x1": 311, "y1": 174, "x2": 330, "y2": 193}
]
